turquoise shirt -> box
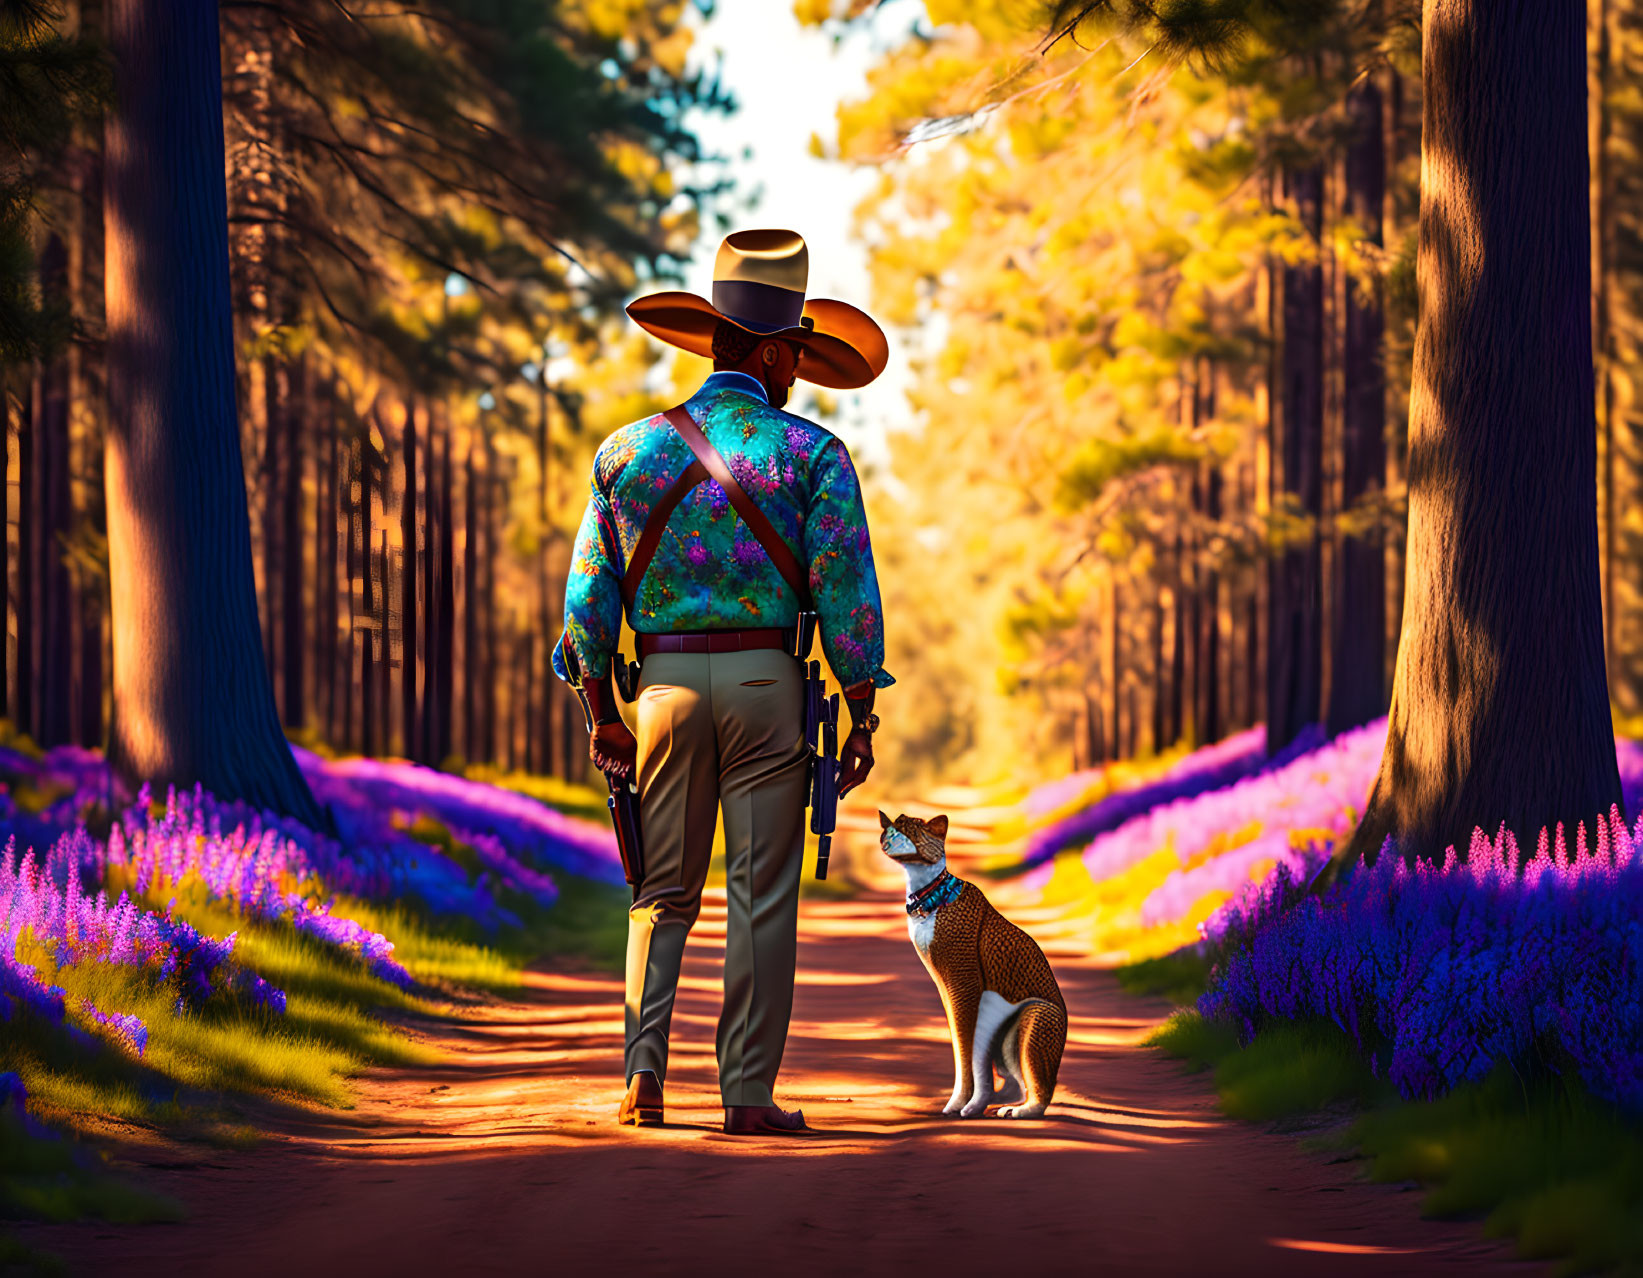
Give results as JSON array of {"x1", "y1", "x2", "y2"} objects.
[{"x1": 554, "y1": 371, "x2": 894, "y2": 691}]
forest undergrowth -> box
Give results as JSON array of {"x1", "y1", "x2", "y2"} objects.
[
  {"x1": 0, "y1": 727, "x2": 627, "y2": 1253},
  {"x1": 1034, "y1": 728, "x2": 1643, "y2": 1276}
]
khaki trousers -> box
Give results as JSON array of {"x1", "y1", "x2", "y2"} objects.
[{"x1": 624, "y1": 647, "x2": 810, "y2": 1106}]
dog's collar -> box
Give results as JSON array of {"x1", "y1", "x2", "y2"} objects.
[{"x1": 906, "y1": 870, "x2": 962, "y2": 918}]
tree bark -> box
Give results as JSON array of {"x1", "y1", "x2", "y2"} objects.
[
  {"x1": 436, "y1": 417, "x2": 455, "y2": 764},
  {"x1": 481, "y1": 433, "x2": 498, "y2": 766},
  {"x1": 1108, "y1": 575, "x2": 1122, "y2": 757},
  {"x1": 280, "y1": 354, "x2": 304, "y2": 729},
  {"x1": 318, "y1": 378, "x2": 338, "y2": 743},
  {"x1": 420, "y1": 400, "x2": 438, "y2": 764},
  {"x1": 0, "y1": 384, "x2": 8, "y2": 725},
  {"x1": 36, "y1": 235, "x2": 73, "y2": 748},
  {"x1": 1168, "y1": 531, "x2": 1185, "y2": 746},
  {"x1": 401, "y1": 399, "x2": 418, "y2": 761},
  {"x1": 1196, "y1": 459, "x2": 1222, "y2": 745},
  {"x1": 102, "y1": 0, "x2": 323, "y2": 824},
  {"x1": 1267, "y1": 163, "x2": 1326, "y2": 754},
  {"x1": 463, "y1": 441, "x2": 479, "y2": 763},
  {"x1": 1327, "y1": 75, "x2": 1390, "y2": 735},
  {"x1": 360, "y1": 421, "x2": 376, "y2": 757},
  {"x1": 1346, "y1": 0, "x2": 1620, "y2": 865}
]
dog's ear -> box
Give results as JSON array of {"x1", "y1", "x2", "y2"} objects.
[
  {"x1": 927, "y1": 815, "x2": 949, "y2": 840},
  {"x1": 878, "y1": 810, "x2": 893, "y2": 831}
]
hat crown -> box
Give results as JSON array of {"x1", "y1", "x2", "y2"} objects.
[
  {"x1": 714, "y1": 229, "x2": 808, "y2": 295},
  {"x1": 710, "y1": 229, "x2": 810, "y2": 336}
]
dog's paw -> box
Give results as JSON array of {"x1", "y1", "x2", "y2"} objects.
[
  {"x1": 1000, "y1": 1103, "x2": 1046, "y2": 1120},
  {"x1": 959, "y1": 1100, "x2": 990, "y2": 1119}
]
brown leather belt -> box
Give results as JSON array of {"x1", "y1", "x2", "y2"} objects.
[{"x1": 638, "y1": 627, "x2": 794, "y2": 657}]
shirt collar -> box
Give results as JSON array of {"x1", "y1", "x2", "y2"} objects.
[{"x1": 700, "y1": 370, "x2": 769, "y2": 403}]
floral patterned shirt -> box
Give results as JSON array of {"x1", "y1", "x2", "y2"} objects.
[{"x1": 554, "y1": 371, "x2": 894, "y2": 692}]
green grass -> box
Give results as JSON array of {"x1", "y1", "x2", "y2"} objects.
[
  {"x1": 464, "y1": 765, "x2": 612, "y2": 825},
  {"x1": 1, "y1": 1232, "x2": 66, "y2": 1276},
  {"x1": 1151, "y1": 1011, "x2": 1643, "y2": 1274},
  {"x1": 2, "y1": 1102, "x2": 181, "y2": 1230},
  {"x1": 1353, "y1": 1076, "x2": 1643, "y2": 1276},
  {"x1": 1116, "y1": 948, "x2": 1212, "y2": 1006},
  {"x1": 0, "y1": 767, "x2": 637, "y2": 1236}
]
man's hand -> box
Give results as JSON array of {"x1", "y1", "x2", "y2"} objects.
[
  {"x1": 590, "y1": 719, "x2": 637, "y2": 780},
  {"x1": 838, "y1": 727, "x2": 874, "y2": 797}
]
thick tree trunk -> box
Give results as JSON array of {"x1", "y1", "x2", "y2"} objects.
[
  {"x1": 1327, "y1": 76, "x2": 1390, "y2": 735},
  {"x1": 1346, "y1": 0, "x2": 1619, "y2": 865},
  {"x1": 102, "y1": 0, "x2": 323, "y2": 824},
  {"x1": 1267, "y1": 163, "x2": 1326, "y2": 754}
]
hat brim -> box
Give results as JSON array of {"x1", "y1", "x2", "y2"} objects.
[{"x1": 625, "y1": 291, "x2": 889, "y2": 390}]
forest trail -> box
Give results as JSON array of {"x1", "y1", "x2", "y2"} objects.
[{"x1": 26, "y1": 873, "x2": 1533, "y2": 1277}]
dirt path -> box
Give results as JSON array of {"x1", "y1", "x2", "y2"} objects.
[{"x1": 24, "y1": 887, "x2": 1532, "y2": 1277}]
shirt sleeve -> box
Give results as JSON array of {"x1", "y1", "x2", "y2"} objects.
[
  {"x1": 803, "y1": 437, "x2": 894, "y2": 691},
  {"x1": 553, "y1": 474, "x2": 624, "y2": 686}
]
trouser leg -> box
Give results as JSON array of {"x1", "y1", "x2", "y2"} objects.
[
  {"x1": 711, "y1": 649, "x2": 810, "y2": 1107},
  {"x1": 625, "y1": 654, "x2": 718, "y2": 1084}
]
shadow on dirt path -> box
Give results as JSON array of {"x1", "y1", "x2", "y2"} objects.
[{"x1": 20, "y1": 889, "x2": 1536, "y2": 1277}]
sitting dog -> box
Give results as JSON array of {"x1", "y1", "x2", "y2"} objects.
[{"x1": 881, "y1": 811, "x2": 1066, "y2": 1119}]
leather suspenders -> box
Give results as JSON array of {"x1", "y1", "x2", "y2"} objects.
[{"x1": 620, "y1": 405, "x2": 812, "y2": 610}]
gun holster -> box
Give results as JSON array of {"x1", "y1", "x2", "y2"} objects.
[{"x1": 613, "y1": 654, "x2": 642, "y2": 703}]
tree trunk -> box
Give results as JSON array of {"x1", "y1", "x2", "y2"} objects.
[
  {"x1": 280, "y1": 355, "x2": 304, "y2": 730},
  {"x1": 1109, "y1": 575, "x2": 1122, "y2": 758},
  {"x1": 463, "y1": 441, "x2": 479, "y2": 763},
  {"x1": 1150, "y1": 578, "x2": 1165, "y2": 754},
  {"x1": 401, "y1": 399, "x2": 418, "y2": 761},
  {"x1": 378, "y1": 528, "x2": 391, "y2": 753},
  {"x1": 1594, "y1": 0, "x2": 1616, "y2": 692},
  {"x1": 360, "y1": 422, "x2": 376, "y2": 757},
  {"x1": 1346, "y1": 0, "x2": 1619, "y2": 865},
  {"x1": 1267, "y1": 163, "x2": 1326, "y2": 754},
  {"x1": 436, "y1": 417, "x2": 455, "y2": 765},
  {"x1": 1327, "y1": 75, "x2": 1390, "y2": 735},
  {"x1": 420, "y1": 401, "x2": 438, "y2": 764},
  {"x1": 481, "y1": 434, "x2": 498, "y2": 766},
  {"x1": 1168, "y1": 531, "x2": 1185, "y2": 746},
  {"x1": 36, "y1": 235, "x2": 73, "y2": 748},
  {"x1": 318, "y1": 378, "x2": 338, "y2": 743},
  {"x1": 342, "y1": 424, "x2": 357, "y2": 752},
  {"x1": 1196, "y1": 459, "x2": 1222, "y2": 745},
  {"x1": 102, "y1": 0, "x2": 323, "y2": 824}
]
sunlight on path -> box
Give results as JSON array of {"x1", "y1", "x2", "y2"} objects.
[{"x1": 28, "y1": 880, "x2": 1539, "y2": 1277}]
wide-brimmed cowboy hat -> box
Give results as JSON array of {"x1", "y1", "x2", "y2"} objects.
[{"x1": 625, "y1": 229, "x2": 889, "y2": 390}]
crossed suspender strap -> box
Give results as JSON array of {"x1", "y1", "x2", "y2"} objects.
[{"x1": 619, "y1": 405, "x2": 813, "y2": 611}]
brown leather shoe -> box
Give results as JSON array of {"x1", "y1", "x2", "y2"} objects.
[
  {"x1": 618, "y1": 1071, "x2": 664, "y2": 1127},
  {"x1": 722, "y1": 1103, "x2": 809, "y2": 1135}
]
